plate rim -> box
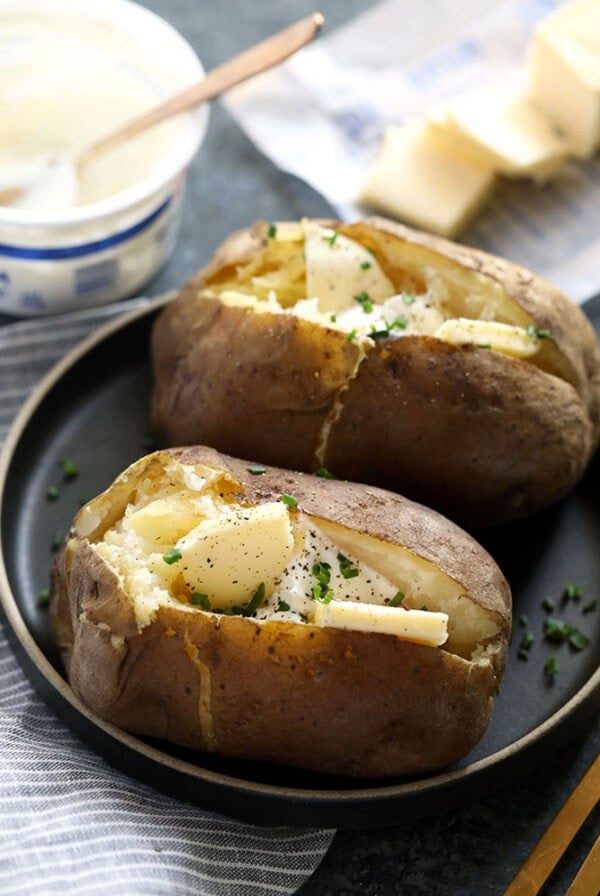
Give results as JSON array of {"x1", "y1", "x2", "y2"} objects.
[{"x1": 0, "y1": 294, "x2": 599, "y2": 819}]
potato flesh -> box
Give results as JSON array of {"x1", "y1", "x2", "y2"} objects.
[
  {"x1": 89, "y1": 461, "x2": 506, "y2": 656},
  {"x1": 208, "y1": 222, "x2": 542, "y2": 360}
]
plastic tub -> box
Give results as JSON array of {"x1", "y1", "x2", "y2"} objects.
[{"x1": 0, "y1": 0, "x2": 208, "y2": 316}]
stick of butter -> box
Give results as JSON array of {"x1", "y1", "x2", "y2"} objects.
[
  {"x1": 360, "y1": 121, "x2": 495, "y2": 239},
  {"x1": 313, "y1": 599, "x2": 449, "y2": 647}
]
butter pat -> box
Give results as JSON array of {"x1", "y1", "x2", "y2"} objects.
[
  {"x1": 303, "y1": 222, "x2": 394, "y2": 313},
  {"x1": 360, "y1": 122, "x2": 495, "y2": 238},
  {"x1": 175, "y1": 502, "x2": 296, "y2": 608},
  {"x1": 428, "y1": 89, "x2": 568, "y2": 181},
  {"x1": 435, "y1": 318, "x2": 540, "y2": 359},
  {"x1": 313, "y1": 599, "x2": 448, "y2": 647},
  {"x1": 529, "y1": 1, "x2": 600, "y2": 158}
]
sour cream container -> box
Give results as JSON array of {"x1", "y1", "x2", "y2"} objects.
[{"x1": 0, "y1": 0, "x2": 208, "y2": 316}]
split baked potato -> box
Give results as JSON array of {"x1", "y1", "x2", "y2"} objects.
[
  {"x1": 151, "y1": 217, "x2": 600, "y2": 526},
  {"x1": 50, "y1": 446, "x2": 511, "y2": 778}
]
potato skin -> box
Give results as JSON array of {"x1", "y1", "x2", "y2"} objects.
[
  {"x1": 151, "y1": 218, "x2": 600, "y2": 527},
  {"x1": 50, "y1": 446, "x2": 510, "y2": 779}
]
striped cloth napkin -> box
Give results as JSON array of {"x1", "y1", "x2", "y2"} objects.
[{"x1": 0, "y1": 300, "x2": 335, "y2": 896}]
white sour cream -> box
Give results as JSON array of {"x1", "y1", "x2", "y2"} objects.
[{"x1": 0, "y1": 6, "x2": 187, "y2": 210}]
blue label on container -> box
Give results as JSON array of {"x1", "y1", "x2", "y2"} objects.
[{"x1": 0, "y1": 196, "x2": 171, "y2": 260}]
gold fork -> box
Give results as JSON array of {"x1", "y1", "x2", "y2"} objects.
[{"x1": 503, "y1": 753, "x2": 599, "y2": 896}]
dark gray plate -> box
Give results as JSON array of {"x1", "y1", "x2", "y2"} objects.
[{"x1": 1, "y1": 295, "x2": 599, "y2": 828}]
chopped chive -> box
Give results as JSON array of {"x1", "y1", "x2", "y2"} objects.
[
  {"x1": 568, "y1": 629, "x2": 590, "y2": 651},
  {"x1": 247, "y1": 464, "x2": 267, "y2": 475},
  {"x1": 519, "y1": 614, "x2": 529, "y2": 627},
  {"x1": 582, "y1": 599, "x2": 597, "y2": 614},
  {"x1": 563, "y1": 582, "x2": 583, "y2": 602},
  {"x1": 360, "y1": 260, "x2": 372, "y2": 270},
  {"x1": 355, "y1": 291, "x2": 373, "y2": 313},
  {"x1": 313, "y1": 584, "x2": 334, "y2": 604},
  {"x1": 401, "y1": 292, "x2": 415, "y2": 305},
  {"x1": 312, "y1": 561, "x2": 331, "y2": 588},
  {"x1": 544, "y1": 656, "x2": 559, "y2": 678},
  {"x1": 322, "y1": 231, "x2": 339, "y2": 247},
  {"x1": 38, "y1": 588, "x2": 50, "y2": 605},
  {"x1": 329, "y1": 313, "x2": 337, "y2": 323},
  {"x1": 346, "y1": 329, "x2": 358, "y2": 342},
  {"x1": 337, "y1": 552, "x2": 359, "y2": 579},
  {"x1": 162, "y1": 548, "x2": 182, "y2": 565},
  {"x1": 369, "y1": 328, "x2": 390, "y2": 340},
  {"x1": 477, "y1": 343, "x2": 492, "y2": 349},
  {"x1": 542, "y1": 596, "x2": 556, "y2": 612},
  {"x1": 389, "y1": 591, "x2": 405, "y2": 607},
  {"x1": 518, "y1": 631, "x2": 534, "y2": 660},
  {"x1": 61, "y1": 456, "x2": 78, "y2": 479},
  {"x1": 244, "y1": 582, "x2": 266, "y2": 616},
  {"x1": 277, "y1": 600, "x2": 291, "y2": 613},
  {"x1": 46, "y1": 485, "x2": 60, "y2": 501},
  {"x1": 191, "y1": 592, "x2": 210, "y2": 609},
  {"x1": 314, "y1": 467, "x2": 336, "y2": 479},
  {"x1": 78, "y1": 495, "x2": 89, "y2": 507},
  {"x1": 267, "y1": 223, "x2": 277, "y2": 239},
  {"x1": 389, "y1": 317, "x2": 407, "y2": 331},
  {"x1": 543, "y1": 617, "x2": 590, "y2": 651},
  {"x1": 526, "y1": 323, "x2": 553, "y2": 340},
  {"x1": 280, "y1": 493, "x2": 298, "y2": 508},
  {"x1": 51, "y1": 531, "x2": 62, "y2": 553}
]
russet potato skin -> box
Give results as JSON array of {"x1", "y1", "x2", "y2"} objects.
[
  {"x1": 325, "y1": 335, "x2": 591, "y2": 524},
  {"x1": 151, "y1": 218, "x2": 600, "y2": 527},
  {"x1": 50, "y1": 447, "x2": 510, "y2": 779}
]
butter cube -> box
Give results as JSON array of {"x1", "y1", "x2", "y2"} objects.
[
  {"x1": 428, "y1": 88, "x2": 569, "y2": 181},
  {"x1": 360, "y1": 122, "x2": 495, "y2": 238},
  {"x1": 529, "y1": 1, "x2": 600, "y2": 157},
  {"x1": 175, "y1": 501, "x2": 296, "y2": 609}
]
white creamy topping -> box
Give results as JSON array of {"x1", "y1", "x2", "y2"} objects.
[
  {"x1": 256, "y1": 518, "x2": 400, "y2": 623},
  {"x1": 0, "y1": 10, "x2": 187, "y2": 210}
]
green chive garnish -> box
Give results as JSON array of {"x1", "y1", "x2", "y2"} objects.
[
  {"x1": 401, "y1": 292, "x2": 415, "y2": 305},
  {"x1": 267, "y1": 223, "x2": 277, "y2": 239},
  {"x1": 389, "y1": 591, "x2": 405, "y2": 607},
  {"x1": 544, "y1": 656, "x2": 559, "y2": 678},
  {"x1": 337, "y1": 553, "x2": 359, "y2": 579},
  {"x1": 314, "y1": 467, "x2": 336, "y2": 479},
  {"x1": 46, "y1": 486, "x2": 60, "y2": 501},
  {"x1": 61, "y1": 457, "x2": 78, "y2": 479},
  {"x1": 280, "y1": 493, "x2": 298, "y2": 508},
  {"x1": 360, "y1": 260, "x2": 372, "y2": 270},
  {"x1": 346, "y1": 329, "x2": 358, "y2": 342},
  {"x1": 38, "y1": 588, "x2": 50, "y2": 605},
  {"x1": 51, "y1": 531, "x2": 62, "y2": 553},
  {"x1": 162, "y1": 548, "x2": 182, "y2": 565},
  {"x1": 243, "y1": 582, "x2": 266, "y2": 616},
  {"x1": 247, "y1": 464, "x2": 267, "y2": 475},
  {"x1": 355, "y1": 291, "x2": 373, "y2": 313},
  {"x1": 542, "y1": 596, "x2": 556, "y2": 612},
  {"x1": 191, "y1": 592, "x2": 210, "y2": 609}
]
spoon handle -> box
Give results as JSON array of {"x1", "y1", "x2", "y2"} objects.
[{"x1": 79, "y1": 13, "x2": 324, "y2": 170}]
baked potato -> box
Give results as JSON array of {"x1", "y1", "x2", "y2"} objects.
[
  {"x1": 151, "y1": 217, "x2": 600, "y2": 527},
  {"x1": 50, "y1": 446, "x2": 511, "y2": 779}
]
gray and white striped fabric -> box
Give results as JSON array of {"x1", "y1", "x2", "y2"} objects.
[{"x1": 0, "y1": 301, "x2": 335, "y2": 896}]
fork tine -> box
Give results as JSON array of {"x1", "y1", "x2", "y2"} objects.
[
  {"x1": 503, "y1": 755, "x2": 600, "y2": 896},
  {"x1": 565, "y1": 834, "x2": 600, "y2": 896}
]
